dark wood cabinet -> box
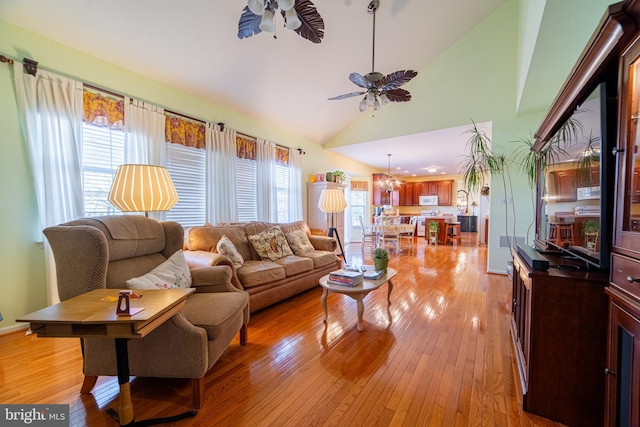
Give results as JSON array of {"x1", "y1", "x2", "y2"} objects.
[
  {"x1": 510, "y1": 251, "x2": 608, "y2": 427},
  {"x1": 437, "y1": 180, "x2": 453, "y2": 206},
  {"x1": 552, "y1": 170, "x2": 577, "y2": 202},
  {"x1": 604, "y1": 288, "x2": 640, "y2": 427},
  {"x1": 577, "y1": 167, "x2": 600, "y2": 188}
]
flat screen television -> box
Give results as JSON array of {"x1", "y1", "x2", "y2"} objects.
[{"x1": 534, "y1": 75, "x2": 617, "y2": 269}]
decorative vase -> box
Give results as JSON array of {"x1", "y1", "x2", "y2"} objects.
[{"x1": 373, "y1": 257, "x2": 389, "y2": 272}]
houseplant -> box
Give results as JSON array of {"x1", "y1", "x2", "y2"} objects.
[
  {"x1": 427, "y1": 220, "x2": 440, "y2": 244},
  {"x1": 332, "y1": 170, "x2": 346, "y2": 183},
  {"x1": 373, "y1": 247, "x2": 389, "y2": 272}
]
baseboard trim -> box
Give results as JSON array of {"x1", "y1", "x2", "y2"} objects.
[
  {"x1": 487, "y1": 268, "x2": 508, "y2": 276},
  {"x1": 0, "y1": 323, "x2": 29, "y2": 336}
]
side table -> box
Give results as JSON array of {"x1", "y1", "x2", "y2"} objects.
[{"x1": 17, "y1": 288, "x2": 196, "y2": 426}]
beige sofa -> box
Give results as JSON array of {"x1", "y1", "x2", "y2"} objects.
[{"x1": 183, "y1": 221, "x2": 341, "y2": 312}]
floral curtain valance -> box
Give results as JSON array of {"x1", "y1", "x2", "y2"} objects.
[
  {"x1": 351, "y1": 181, "x2": 369, "y2": 191},
  {"x1": 236, "y1": 136, "x2": 256, "y2": 160},
  {"x1": 165, "y1": 114, "x2": 206, "y2": 149},
  {"x1": 83, "y1": 90, "x2": 124, "y2": 129},
  {"x1": 236, "y1": 136, "x2": 289, "y2": 166},
  {"x1": 276, "y1": 146, "x2": 289, "y2": 166}
]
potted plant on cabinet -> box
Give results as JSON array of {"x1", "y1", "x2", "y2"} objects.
[
  {"x1": 332, "y1": 170, "x2": 346, "y2": 184},
  {"x1": 373, "y1": 247, "x2": 389, "y2": 272}
]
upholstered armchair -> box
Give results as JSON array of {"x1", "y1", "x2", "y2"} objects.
[{"x1": 43, "y1": 215, "x2": 250, "y2": 408}]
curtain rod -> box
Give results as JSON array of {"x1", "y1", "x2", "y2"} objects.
[{"x1": 217, "y1": 122, "x2": 305, "y2": 154}]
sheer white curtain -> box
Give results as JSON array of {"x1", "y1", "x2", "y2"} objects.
[
  {"x1": 256, "y1": 138, "x2": 277, "y2": 222},
  {"x1": 288, "y1": 148, "x2": 303, "y2": 221},
  {"x1": 13, "y1": 62, "x2": 84, "y2": 305},
  {"x1": 206, "y1": 124, "x2": 237, "y2": 225},
  {"x1": 124, "y1": 97, "x2": 166, "y2": 220}
]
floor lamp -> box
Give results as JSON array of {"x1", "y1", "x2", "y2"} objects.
[
  {"x1": 318, "y1": 188, "x2": 347, "y2": 258},
  {"x1": 108, "y1": 164, "x2": 179, "y2": 217}
]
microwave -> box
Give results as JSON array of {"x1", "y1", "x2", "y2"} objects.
[{"x1": 419, "y1": 195, "x2": 438, "y2": 206}]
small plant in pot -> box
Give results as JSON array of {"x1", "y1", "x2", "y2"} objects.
[
  {"x1": 373, "y1": 247, "x2": 389, "y2": 272},
  {"x1": 332, "y1": 170, "x2": 346, "y2": 183},
  {"x1": 582, "y1": 219, "x2": 599, "y2": 251}
]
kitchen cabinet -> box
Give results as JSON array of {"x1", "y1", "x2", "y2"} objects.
[
  {"x1": 372, "y1": 173, "x2": 390, "y2": 206},
  {"x1": 404, "y1": 182, "x2": 415, "y2": 206},
  {"x1": 510, "y1": 251, "x2": 608, "y2": 427},
  {"x1": 437, "y1": 180, "x2": 453, "y2": 206},
  {"x1": 427, "y1": 181, "x2": 438, "y2": 196},
  {"x1": 552, "y1": 170, "x2": 577, "y2": 202},
  {"x1": 307, "y1": 182, "x2": 346, "y2": 252},
  {"x1": 418, "y1": 182, "x2": 428, "y2": 196}
]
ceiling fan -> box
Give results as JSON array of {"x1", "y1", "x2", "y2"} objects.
[{"x1": 328, "y1": 0, "x2": 418, "y2": 112}]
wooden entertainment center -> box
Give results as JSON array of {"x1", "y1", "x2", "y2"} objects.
[{"x1": 510, "y1": 1, "x2": 640, "y2": 426}]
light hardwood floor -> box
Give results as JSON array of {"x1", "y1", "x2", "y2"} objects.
[{"x1": 0, "y1": 233, "x2": 565, "y2": 426}]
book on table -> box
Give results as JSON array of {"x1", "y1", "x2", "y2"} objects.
[
  {"x1": 328, "y1": 269, "x2": 363, "y2": 286},
  {"x1": 362, "y1": 270, "x2": 384, "y2": 280}
]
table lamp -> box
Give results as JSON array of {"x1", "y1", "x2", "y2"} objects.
[
  {"x1": 108, "y1": 164, "x2": 179, "y2": 216},
  {"x1": 318, "y1": 188, "x2": 347, "y2": 258}
]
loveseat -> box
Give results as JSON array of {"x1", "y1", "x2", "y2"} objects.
[{"x1": 183, "y1": 221, "x2": 342, "y2": 312}]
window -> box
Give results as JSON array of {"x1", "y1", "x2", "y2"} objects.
[
  {"x1": 236, "y1": 157, "x2": 257, "y2": 222},
  {"x1": 165, "y1": 143, "x2": 206, "y2": 227},
  {"x1": 275, "y1": 164, "x2": 289, "y2": 223},
  {"x1": 82, "y1": 123, "x2": 125, "y2": 216},
  {"x1": 350, "y1": 190, "x2": 367, "y2": 227}
]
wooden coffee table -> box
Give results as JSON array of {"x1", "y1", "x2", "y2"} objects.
[{"x1": 319, "y1": 268, "x2": 396, "y2": 332}]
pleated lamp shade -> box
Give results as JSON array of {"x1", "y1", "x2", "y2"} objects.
[
  {"x1": 317, "y1": 188, "x2": 347, "y2": 213},
  {"x1": 108, "y1": 164, "x2": 179, "y2": 215}
]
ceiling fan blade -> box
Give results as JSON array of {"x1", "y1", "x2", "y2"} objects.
[
  {"x1": 238, "y1": 6, "x2": 263, "y2": 39},
  {"x1": 349, "y1": 73, "x2": 369, "y2": 88},
  {"x1": 379, "y1": 70, "x2": 418, "y2": 91},
  {"x1": 290, "y1": 0, "x2": 325, "y2": 43},
  {"x1": 385, "y1": 88, "x2": 412, "y2": 102},
  {"x1": 328, "y1": 91, "x2": 367, "y2": 101}
]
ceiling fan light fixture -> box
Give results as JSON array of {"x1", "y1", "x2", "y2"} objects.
[
  {"x1": 359, "y1": 98, "x2": 368, "y2": 112},
  {"x1": 379, "y1": 93, "x2": 390, "y2": 106},
  {"x1": 374, "y1": 96, "x2": 381, "y2": 110},
  {"x1": 259, "y1": 9, "x2": 275, "y2": 32},
  {"x1": 278, "y1": 0, "x2": 296, "y2": 12},
  {"x1": 247, "y1": 0, "x2": 265, "y2": 15},
  {"x1": 365, "y1": 92, "x2": 375, "y2": 106},
  {"x1": 285, "y1": 8, "x2": 302, "y2": 30}
]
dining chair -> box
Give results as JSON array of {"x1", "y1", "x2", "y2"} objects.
[
  {"x1": 380, "y1": 217, "x2": 401, "y2": 251},
  {"x1": 359, "y1": 215, "x2": 378, "y2": 250},
  {"x1": 399, "y1": 216, "x2": 417, "y2": 249}
]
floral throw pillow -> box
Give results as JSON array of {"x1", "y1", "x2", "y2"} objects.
[
  {"x1": 285, "y1": 229, "x2": 315, "y2": 255},
  {"x1": 216, "y1": 234, "x2": 244, "y2": 269},
  {"x1": 248, "y1": 227, "x2": 294, "y2": 262},
  {"x1": 125, "y1": 250, "x2": 192, "y2": 290}
]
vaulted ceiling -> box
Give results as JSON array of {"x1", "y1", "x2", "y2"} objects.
[{"x1": 0, "y1": 0, "x2": 614, "y2": 175}]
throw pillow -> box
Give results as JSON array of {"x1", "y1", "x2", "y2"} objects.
[
  {"x1": 216, "y1": 234, "x2": 244, "y2": 269},
  {"x1": 248, "y1": 227, "x2": 294, "y2": 262},
  {"x1": 125, "y1": 250, "x2": 192, "y2": 290},
  {"x1": 285, "y1": 229, "x2": 315, "y2": 255}
]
